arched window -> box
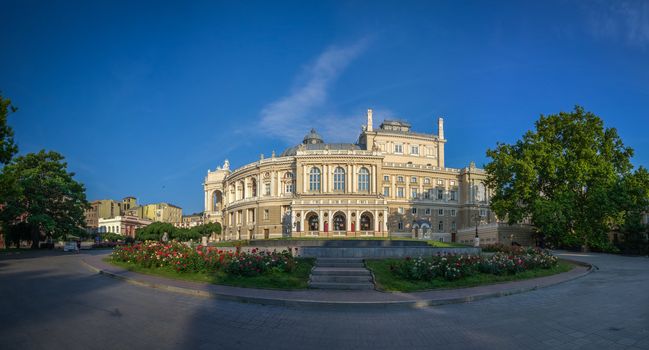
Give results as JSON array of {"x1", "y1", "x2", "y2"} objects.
[
  {"x1": 309, "y1": 167, "x2": 321, "y2": 191},
  {"x1": 360, "y1": 212, "x2": 373, "y2": 231},
  {"x1": 251, "y1": 178, "x2": 257, "y2": 197},
  {"x1": 358, "y1": 167, "x2": 370, "y2": 191},
  {"x1": 333, "y1": 212, "x2": 346, "y2": 231},
  {"x1": 307, "y1": 213, "x2": 319, "y2": 231},
  {"x1": 333, "y1": 167, "x2": 345, "y2": 191}
]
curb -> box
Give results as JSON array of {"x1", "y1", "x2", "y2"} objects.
[{"x1": 80, "y1": 258, "x2": 593, "y2": 310}]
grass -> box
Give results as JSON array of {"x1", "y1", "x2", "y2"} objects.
[
  {"x1": 365, "y1": 259, "x2": 575, "y2": 292},
  {"x1": 106, "y1": 257, "x2": 315, "y2": 290}
]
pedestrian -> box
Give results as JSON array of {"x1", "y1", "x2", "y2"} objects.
[{"x1": 76, "y1": 240, "x2": 81, "y2": 253}]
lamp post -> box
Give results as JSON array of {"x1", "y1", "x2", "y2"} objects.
[{"x1": 473, "y1": 212, "x2": 481, "y2": 247}]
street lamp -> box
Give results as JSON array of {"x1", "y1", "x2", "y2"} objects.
[{"x1": 473, "y1": 212, "x2": 481, "y2": 247}]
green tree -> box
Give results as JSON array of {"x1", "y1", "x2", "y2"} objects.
[
  {"x1": 192, "y1": 222, "x2": 221, "y2": 237},
  {"x1": 135, "y1": 222, "x2": 176, "y2": 241},
  {"x1": 0, "y1": 151, "x2": 89, "y2": 247},
  {"x1": 485, "y1": 106, "x2": 645, "y2": 251},
  {"x1": 0, "y1": 94, "x2": 18, "y2": 165},
  {"x1": 617, "y1": 167, "x2": 649, "y2": 254}
]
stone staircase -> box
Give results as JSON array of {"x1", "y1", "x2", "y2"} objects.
[{"x1": 308, "y1": 258, "x2": 375, "y2": 290}]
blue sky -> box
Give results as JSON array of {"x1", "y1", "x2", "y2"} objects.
[{"x1": 1, "y1": 0, "x2": 648, "y2": 214}]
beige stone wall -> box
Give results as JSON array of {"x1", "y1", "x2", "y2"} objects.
[{"x1": 456, "y1": 223, "x2": 535, "y2": 246}]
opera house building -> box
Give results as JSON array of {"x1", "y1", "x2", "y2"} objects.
[{"x1": 203, "y1": 110, "x2": 533, "y2": 245}]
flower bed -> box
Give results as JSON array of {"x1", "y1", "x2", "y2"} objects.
[
  {"x1": 390, "y1": 247, "x2": 559, "y2": 282},
  {"x1": 110, "y1": 241, "x2": 298, "y2": 276}
]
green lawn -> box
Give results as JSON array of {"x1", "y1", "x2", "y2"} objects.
[
  {"x1": 106, "y1": 257, "x2": 315, "y2": 290},
  {"x1": 365, "y1": 259, "x2": 575, "y2": 292}
]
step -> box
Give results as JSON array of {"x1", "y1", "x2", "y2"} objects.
[
  {"x1": 315, "y1": 262, "x2": 366, "y2": 268},
  {"x1": 308, "y1": 281, "x2": 375, "y2": 290},
  {"x1": 310, "y1": 275, "x2": 373, "y2": 283},
  {"x1": 311, "y1": 267, "x2": 371, "y2": 276},
  {"x1": 316, "y1": 258, "x2": 364, "y2": 264}
]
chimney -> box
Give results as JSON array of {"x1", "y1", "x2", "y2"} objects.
[
  {"x1": 438, "y1": 117, "x2": 444, "y2": 139},
  {"x1": 367, "y1": 108, "x2": 373, "y2": 132}
]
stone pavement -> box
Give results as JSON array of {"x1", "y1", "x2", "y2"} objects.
[
  {"x1": 1, "y1": 250, "x2": 647, "y2": 350},
  {"x1": 82, "y1": 251, "x2": 590, "y2": 309}
]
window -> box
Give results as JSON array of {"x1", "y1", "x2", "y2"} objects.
[
  {"x1": 412, "y1": 207, "x2": 417, "y2": 214},
  {"x1": 424, "y1": 177, "x2": 430, "y2": 184},
  {"x1": 450, "y1": 190, "x2": 457, "y2": 201},
  {"x1": 383, "y1": 175, "x2": 390, "y2": 182},
  {"x1": 438, "y1": 221, "x2": 444, "y2": 231},
  {"x1": 480, "y1": 209, "x2": 487, "y2": 217},
  {"x1": 450, "y1": 209, "x2": 456, "y2": 217},
  {"x1": 438, "y1": 209, "x2": 444, "y2": 216},
  {"x1": 248, "y1": 209, "x2": 255, "y2": 223},
  {"x1": 333, "y1": 213, "x2": 346, "y2": 231},
  {"x1": 284, "y1": 172, "x2": 294, "y2": 193},
  {"x1": 309, "y1": 167, "x2": 321, "y2": 191},
  {"x1": 333, "y1": 167, "x2": 346, "y2": 191},
  {"x1": 411, "y1": 188, "x2": 418, "y2": 199},
  {"x1": 425, "y1": 208, "x2": 431, "y2": 215},
  {"x1": 383, "y1": 187, "x2": 390, "y2": 197},
  {"x1": 423, "y1": 190, "x2": 430, "y2": 199},
  {"x1": 398, "y1": 207, "x2": 404, "y2": 214},
  {"x1": 450, "y1": 180, "x2": 455, "y2": 186},
  {"x1": 397, "y1": 187, "x2": 405, "y2": 198},
  {"x1": 237, "y1": 210, "x2": 242, "y2": 224},
  {"x1": 411, "y1": 145, "x2": 419, "y2": 155},
  {"x1": 437, "y1": 179, "x2": 444, "y2": 185},
  {"x1": 398, "y1": 222, "x2": 404, "y2": 230},
  {"x1": 437, "y1": 188, "x2": 444, "y2": 200},
  {"x1": 394, "y1": 143, "x2": 403, "y2": 153},
  {"x1": 263, "y1": 209, "x2": 269, "y2": 220},
  {"x1": 358, "y1": 167, "x2": 370, "y2": 191},
  {"x1": 397, "y1": 176, "x2": 404, "y2": 183},
  {"x1": 264, "y1": 183, "x2": 271, "y2": 196},
  {"x1": 411, "y1": 176, "x2": 417, "y2": 183},
  {"x1": 451, "y1": 221, "x2": 456, "y2": 231}
]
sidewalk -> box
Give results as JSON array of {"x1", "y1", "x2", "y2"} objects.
[{"x1": 82, "y1": 252, "x2": 591, "y2": 310}]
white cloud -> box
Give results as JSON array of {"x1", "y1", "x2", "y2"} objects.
[
  {"x1": 259, "y1": 40, "x2": 369, "y2": 144},
  {"x1": 584, "y1": 1, "x2": 649, "y2": 48}
]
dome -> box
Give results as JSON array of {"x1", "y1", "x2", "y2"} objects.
[{"x1": 303, "y1": 128, "x2": 324, "y2": 145}]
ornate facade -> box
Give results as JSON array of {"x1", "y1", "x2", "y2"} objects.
[{"x1": 204, "y1": 110, "x2": 496, "y2": 242}]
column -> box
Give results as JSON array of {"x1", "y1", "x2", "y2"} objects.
[
  {"x1": 351, "y1": 164, "x2": 356, "y2": 193},
  {"x1": 371, "y1": 165, "x2": 376, "y2": 194},
  {"x1": 374, "y1": 210, "x2": 379, "y2": 232},
  {"x1": 391, "y1": 175, "x2": 396, "y2": 199},
  {"x1": 204, "y1": 191, "x2": 208, "y2": 212},
  {"x1": 318, "y1": 210, "x2": 324, "y2": 233},
  {"x1": 355, "y1": 211, "x2": 361, "y2": 235},
  {"x1": 345, "y1": 164, "x2": 352, "y2": 193},
  {"x1": 302, "y1": 165, "x2": 307, "y2": 193},
  {"x1": 323, "y1": 164, "x2": 328, "y2": 193},
  {"x1": 347, "y1": 210, "x2": 352, "y2": 234}
]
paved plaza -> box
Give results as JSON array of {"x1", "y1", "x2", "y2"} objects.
[{"x1": 0, "y1": 250, "x2": 647, "y2": 350}]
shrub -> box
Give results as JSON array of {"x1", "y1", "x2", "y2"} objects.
[
  {"x1": 110, "y1": 241, "x2": 297, "y2": 276},
  {"x1": 391, "y1": 248, "x2": 558, "y2": 282}
]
